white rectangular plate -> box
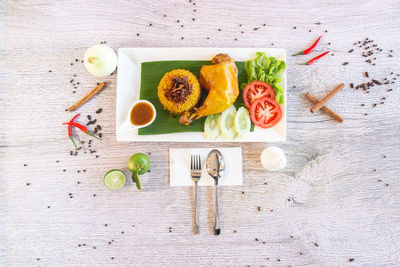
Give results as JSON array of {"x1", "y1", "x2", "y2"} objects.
[{"x1": 116, "y1": 47, "x2": 286, "y2": 142}]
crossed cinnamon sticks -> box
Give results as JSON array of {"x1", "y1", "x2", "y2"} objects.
[{"x1": 306, "y1": 83, "x2": 344, "y2": 123}]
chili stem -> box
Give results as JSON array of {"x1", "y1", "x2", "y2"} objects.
[
  {"x1": 69, "y1": 136, "x2": 78, "y2": 152},
  {"x1": 86, "y1": 131, "x2": 101, "y2": 140}
]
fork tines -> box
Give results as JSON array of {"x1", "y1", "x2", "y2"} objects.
[{"x1": 191, "y1": 154, "x2": 201, "y2": 170}]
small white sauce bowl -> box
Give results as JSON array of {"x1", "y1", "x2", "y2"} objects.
[{"x1": 119, "y1": 100, "x2": 156, "y2": 132}]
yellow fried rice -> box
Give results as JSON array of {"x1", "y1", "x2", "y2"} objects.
[{"x1": 157, "y1": 69, "x2": 201, "y2": 114}]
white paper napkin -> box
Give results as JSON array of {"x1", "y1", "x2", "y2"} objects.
[{"x1": 169, "y1": 147, "x2": 243, "y2": 186}]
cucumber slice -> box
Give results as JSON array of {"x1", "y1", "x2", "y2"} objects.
[
  {"x1": 218, "y1": 105, "x2": 237, "y2": 139},
  {"x1": 234, "y1": 107, "x2": 251, "y2": 138},
  {"x1": 104, "y1": 169, "x2": 126, "y2": 189},
  {"x1": 204, "y1": 114, "x2": 220, "y2": 140}
]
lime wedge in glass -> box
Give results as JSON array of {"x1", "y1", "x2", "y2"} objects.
[{"x1": 104, "y1": 169, "x2": 126, "y2": 189}]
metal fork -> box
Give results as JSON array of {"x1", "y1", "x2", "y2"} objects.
[{"x1": 190, "y1": 154, "x2": 202, "y2": 234}]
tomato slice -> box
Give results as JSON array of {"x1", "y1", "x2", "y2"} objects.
[
  {"x1": 243, "y1": 81, "x2": 275, "y2": 109},
  {"x1": 250, "y1": 96, "x2": 282, "y2": 128}
]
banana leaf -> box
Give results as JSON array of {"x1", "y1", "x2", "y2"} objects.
[{"x1": 138, "y1": 60, "x2": 248, "y2": 135}]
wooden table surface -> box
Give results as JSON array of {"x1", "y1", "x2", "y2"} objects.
[{"x1": 1, "y1": 0, "x2": 400, "y2": 266}]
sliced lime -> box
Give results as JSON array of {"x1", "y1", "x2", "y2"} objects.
[
  {"x1": 218, "y1": 105, "x2": 237, "y2": 139},
  {"x1": 204, "y1": 114, "x2": 220, "y2": 140},
  {"x1": 234, "y1": 107, "x2": 251, "y2": 138},
  {"x1": 104, "y1": 169, "x2": 126, "y2": 189}
]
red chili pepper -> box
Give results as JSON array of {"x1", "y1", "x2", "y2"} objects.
[
  {"x1": 67, "y1": 113, "x2": 80, "y2": 152},
  {"x1": 297, "y1": 51, "x2": 330, "y2": 65},
  {"x1": 292, "y1": 36, "x2": 322, "y2": 56},
  {"x1": 63, "y1": 121, "x2": 101, "y2": 140}
]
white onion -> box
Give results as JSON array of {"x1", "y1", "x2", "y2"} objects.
[
  {"x1": 84, "y1": 44, "x2": 117, "y2": 78},
  {"x1": 260, "y1": 146, "x2": 287, "y2": 171}
]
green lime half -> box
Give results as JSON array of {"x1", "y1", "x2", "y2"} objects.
[{"x1": 104, "y1": 169, "x2": 126, "y2": 189}]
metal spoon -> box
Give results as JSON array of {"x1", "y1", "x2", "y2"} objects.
[{"x1": 206, "y1": 149, "x2": 225, "y2": 235}]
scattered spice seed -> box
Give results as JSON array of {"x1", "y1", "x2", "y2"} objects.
[
  {"x1": 293, "y1": 26, "x2": 296, "y2": 29},
  {"x1": 349, "y1": 258, "x2": 355, "y2": 262},
  {"x1": 365, "y1": 72, "x2": 369, "y2": 78},
  {"x1": 342, "y1": 62, "x2": 349, "y2": 66},
  {"x1": 314, "y1": 242, "x2": 319, "y2": 247},
  {"x1": 350, "y1": 83, "x2": 354, "y2": 88},
  {"x1": 26, "y1": 183, "x2": 30, "y2": 186},
  {"x1": 348, "y1": 49, "x2": 354, "y2": 53},
  {"x1": 136, "y1": 33, "x2": 140, "y2": 36},
  {"x1": 253, "y1": 27, "x2": 259, "y2": 30},
  {"x1": 255, "y1": 238, "x2": 258, "y2": 241},
  {"x1": 299, "y1": 252, "x2": 303, "y2": 255},
  {"x1": 385, "y1": 183, "x2": 389, "y2": 186},
  {"x1": 257, "y1": 207, "x2": 261, "y2": 211},
  {"x1": 24, "y1": 163, "x2": 27, "y2": 167},
  {"x1": 372, "y1": 79, "x2": 381, "y2": 85},
  {"x1": 121, "y1": 231, "x2": 124, "y2": 234},
  {"x1": 77, "y1": 181, "x2": 80, "y2": 184}
]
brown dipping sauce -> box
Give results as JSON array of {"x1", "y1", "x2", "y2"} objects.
[{"x1": 130, "y1": 102, "x2": 154, "y2": 126}]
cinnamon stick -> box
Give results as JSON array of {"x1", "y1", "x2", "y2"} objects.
[
  {"x1": 67, "y1": 82, "x2": 106, "y2": 112},
  {"x1": 310, "y1": 83, "x2": 344, "y2": 113},
  {"x1": 306, "y1": 92, "x2": 344, "y2": 122}
]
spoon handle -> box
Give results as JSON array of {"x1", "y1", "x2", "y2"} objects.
[
  {"x1": 214, "y1": 183, "x2": 220, "y2": 235},
  {"x1": 193, "y1": 182, "x2": 199, "y2": 234}
]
